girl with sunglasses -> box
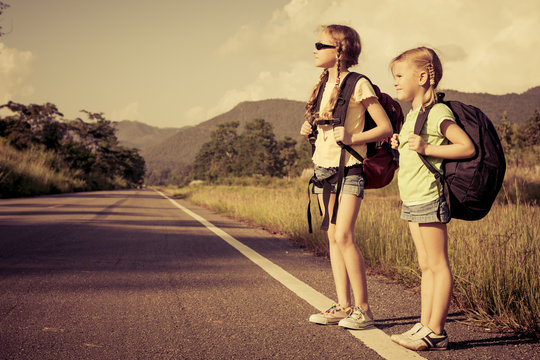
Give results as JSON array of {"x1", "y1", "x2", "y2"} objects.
[{"x1": 301, "y1": 25, "x2": 392, "y2": 329}]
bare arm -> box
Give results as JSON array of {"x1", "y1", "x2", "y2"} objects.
[
  {"x1": 334, "y1": 97, "x2": 393, "y2": 145},
  {"x1": 408, "y1": 120, "x2": 475, "y2": 159}
]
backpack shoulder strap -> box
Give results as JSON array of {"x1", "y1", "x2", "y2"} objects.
[
  {"x1": 316, "y1": 72, "x2": 364, "y2": 231},
  {"x1": 335, "y1": 72, "x2": 368, "y2": 162},
  {"x1": 414, "y1": 100, "x2": 447, "y2": 209},
  {"x1": 312, "y1": 72, "x2": 329, "y2": 115},
  {"x1": 315, "y1": 72, "x2": 364, "y2": 127},
  {"x1": 331, "y1": 72, "x2": 364, "y2": 125},
  {"x1": 414, "y1": 104, "x2": 440, "y2": 176}
]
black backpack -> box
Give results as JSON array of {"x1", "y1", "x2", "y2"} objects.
[
  {"x1": 414, "y1": 93, "x2": 506, "y2": 221},
  {"x1": 307, "y1": 72, "x2": 403, "y2": 232}
]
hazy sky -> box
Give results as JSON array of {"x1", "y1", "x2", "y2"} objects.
[{"x1": 1, "y1": 0, "x2": 539, "y2": 128}]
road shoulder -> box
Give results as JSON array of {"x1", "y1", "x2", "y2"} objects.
[{"x1": 175, "y1": 197, "x2": 539, "y2": 360}]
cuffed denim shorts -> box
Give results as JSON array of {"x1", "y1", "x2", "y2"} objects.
[
  {"x1": 401, "y1": 196, "x2": 450, "y2": 224},
  {"x1": 312, "y1": 165, "x2": 365, "y2": 198}
]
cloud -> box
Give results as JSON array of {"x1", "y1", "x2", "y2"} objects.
[
  {"x1": 110, "y1": 102, "x2": 140, "y2": 121},
  {"x1": 217, "y1": 25, "x2": 257, "y2": 57},
  {"x1": 217, "y1": 0, "x2": 540, "y2": 98},
  {"x1": 184, "y1": 61, "x2": 319, "y2": 125},
  {"x1": 0, "y1": 43, "x2": 34, "y2": 103},
  {"x1": 193, "y1": 0, "x2": 540, "y2": 127},
  {"x1": 437, "y1": 44, "x2": 467, "y2": 63},
  {"x1": 183, "y1": 106, "x2": 208, "y2": 126}
]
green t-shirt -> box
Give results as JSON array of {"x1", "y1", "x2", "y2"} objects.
[{"x1": 397, "y1": 103, "x2": 455, "y2": 205}]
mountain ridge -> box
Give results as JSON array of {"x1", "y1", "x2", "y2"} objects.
[
  {"x1": 113, "y1": 120, "x2": 181, "y2": 150},
  {"x1": 141, "y1": 99, "x2": 306, "y2": 171},
  {"x1": 115, "y1": 87, "x2": 539, "y2": 174}
]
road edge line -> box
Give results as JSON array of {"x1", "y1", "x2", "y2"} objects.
[{"x1": 156, "y1": 190, "x2": 426, "y2": 360}]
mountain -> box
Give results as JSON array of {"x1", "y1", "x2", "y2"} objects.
[
  {"x1": 397, "y1": 86, "x2": 540, "y2": 124},
  {"x1": 141, "y1": 99, "x2": 306, "y2": 170},
  {"x1": 113, "y1": 120, "x2": 180, "y2": 150},
  {"x1": 115, "y1": 87, "x2": 539, "y2": 174}
]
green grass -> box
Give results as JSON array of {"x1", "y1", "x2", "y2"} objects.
[{"x1": 163, "y1": 170, "x2": 539, "y2": 335}]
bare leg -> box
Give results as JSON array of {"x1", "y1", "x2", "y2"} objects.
[
  {"x1": 408, "y1": 222, "x2": 432, "y2": 327},
  {"x1": 418, "y1": 223, "x2": 452, "y2": 334},
  {"x1": 320, "y1": 193, "x2": 351, "y2": 307},
  {"x1": 334, "y1": 194, "x2": 370, "y2": 313}
]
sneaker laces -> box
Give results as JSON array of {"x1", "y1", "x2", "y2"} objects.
[
  {"x1": 348, "y1": 306, "x2": 368, "y2": 320},
  {"x1": 322, "y1": 303, "x2": 341, "y2": 315}
]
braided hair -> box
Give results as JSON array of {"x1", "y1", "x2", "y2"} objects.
[
  {"x1": 304, "y1": 25, "x2": 361, "y2": 123},
  {"x1": 391, "y1": 46, "x2": 443, "y2": 109}
]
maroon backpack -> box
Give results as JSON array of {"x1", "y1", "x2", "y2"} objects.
[{"x1": 307, "y1": 72, "x2": 404, "y2": 232}]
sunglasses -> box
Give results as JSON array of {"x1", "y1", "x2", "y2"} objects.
[{"x1": 315, "y1": 42, "x2": 336, "y2": 50}]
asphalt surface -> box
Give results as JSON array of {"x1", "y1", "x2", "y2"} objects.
[{"x1": 0, "y1": 189, "x2": 537, "y2": 360}]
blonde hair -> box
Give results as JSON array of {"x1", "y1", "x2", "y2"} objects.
[
  {"x1": 304, "y1": 25, "x2": 362, "y2": 123},
  {"x1": 391, "y1": 46, "x2": 443, "y2": 109}
]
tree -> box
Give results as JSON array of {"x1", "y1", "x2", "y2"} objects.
[
  {"x1": 496, "y1": 112, "x2": 514, "y2": 153},
  {"x1": 115, "y1": 148, "x2": 146, "y2": 186},
  {"x1": 74, "y1": 110, "x2": 145, "y2": 187},
  {"x1": 235, "y1": 119, "x2": 280, "y2": 177},
  {"x1": 167, "y1": 164, "x2": 193, "y2": 187},
  {"x1": 0, "y1": 101, "x2": 65, "y2": 150},
  {"x1": 193, "y1": 121, "x2": 239, "y2": 181},
  {"x1": 278, "y1": 136, "x2": 298, "y2": 178},
  {"x1": 0, "y1": 102, "x2": 146, "y2": 189},
  {"x1": 296, "y1": 140, "x2": 314, "y2": 174},
  {"x1": 521, "y1": 109, "x2": 540, "y2": 146},
  {"x1": 192, "y1": 118, "x2": 300, "y2": 182}
]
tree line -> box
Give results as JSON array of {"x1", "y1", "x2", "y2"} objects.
[
  {"x1": 184, "y1": 109, "x2": 539, "y2": 185},
  {"x1": 0, "y1": 101, "x2": 146, "y2": 191},
  {"x1": 497, "y1": 110, "x2": 540, "y2": 154},
  {"x1": 190, "y1": 118, "x2": 311, "y2": 183}
]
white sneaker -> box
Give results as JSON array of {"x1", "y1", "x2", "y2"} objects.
[
  {"x1": 309, "y1": 303, "x2": 352, "y2": 325},
  {"x1": 390, "y1": 322, "x2": 423, "y2": 345},
  {"x1": 337, "y1": 306, "x2": 374, "y2": 329},
  {"x1": 399, "y1": 326, "x2": 448, "y2": 351}
]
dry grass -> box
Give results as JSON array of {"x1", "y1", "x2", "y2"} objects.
[
  {"x1": 0, "y1": 140, "x2": 86, "y2": 197},
  {"x1": 163, "y1": 163, "x2": 539, "y2": 334}
]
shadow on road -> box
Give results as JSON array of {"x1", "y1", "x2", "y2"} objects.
[{"x1": 449, "y1": 334, "x2": 538, "y2": 350}]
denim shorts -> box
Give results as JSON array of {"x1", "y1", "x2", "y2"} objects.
[
  {"x1": 401, "y1": 196, "x2": 450, "y2": 224},
  {"x1": 312, "y1": 165, "x2": 365, "y2": 198}
]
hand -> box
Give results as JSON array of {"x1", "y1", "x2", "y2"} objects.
[
  {"x1": 300, "y1": 121, "x2": 312, "y2": 137},
  {"x1": 408, "y1": 134, "x2": 427, "y2": 154},
  {"x1": 390, "y1": 133, "x2": 399, "y2": 149},
  {"x1": 333, "y1": 126, "x2": 352, "y2": 145}
]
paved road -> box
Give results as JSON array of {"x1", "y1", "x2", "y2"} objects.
[{"x1": 0, "y1": 189, "x2": 537, "y2": 360}]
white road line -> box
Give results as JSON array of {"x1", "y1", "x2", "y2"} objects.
[{"x1": 157, "y1": 190, "x2": 426, "y2": 360}]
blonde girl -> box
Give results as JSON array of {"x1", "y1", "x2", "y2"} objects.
[
  {"x1": 300, "y1": 25, "x2": 392, "y2": 329},
  {"x1": 389, "y1": 47, "x2": 475, "y2": 350}
]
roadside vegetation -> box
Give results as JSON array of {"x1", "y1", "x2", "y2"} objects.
[
  {"x1": 0, "y1": 139, "x2": 86, "y2": 196},
  {"x1": 164, "y1": 160, "x2": 538, "y2": 335},
  {"x1": 0, "y1": 102, "x2": 146, "y2": 197},
  {"x1": 161, "y1": 111, "x2": 539, "y2": 335}
]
